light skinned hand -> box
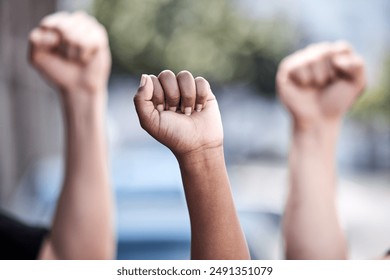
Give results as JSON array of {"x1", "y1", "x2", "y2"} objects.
[
  {"x1": 29, "y1": 11, "x2": 111, "y2": 95},
  {"x1": 277, "y1": 41, "x2": 366, "y2": 131},
  {"x1": 134, "y1": 70, "x2": 223, "y2": 157}
]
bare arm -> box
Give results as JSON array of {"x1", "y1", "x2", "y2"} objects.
[
  {"x1": 285, "y1": 121, "x2": 345, "y2": 259},
  {"x1": 29, "y1": 11, "x2": 115, "y2": 259},
  {"x1": 277, "y1": 42, "x2": 366, "y2": 259},
  {"x1": 178, "y1": 147, "x2": 249, "y2": 259},
  {"x1": 134, "y1": 72, "x2": 250, "y2": 259}
]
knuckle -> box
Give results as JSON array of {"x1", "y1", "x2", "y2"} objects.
[
  {"x1": 40, "y1": 12, "x2": 68, "y2": 27},
  {"x1": 158, "y1": 69, "x2": 175, "y2": 80},
  {"x1": 166, "y1": 94, "x2": 180, "y2": 103},
  {"x1": 149, "y1": 74, "x2": 158, "y2": 81},
  {"x1": 194, "y1": 76, "x2": 209, "y2": 85},
  {"x1": 133, "y1": 93, "x2": 143, "y2": 105},
  {"x1": 39, "y1": 15, "x2": 52, "y2": 27},
  {"x1": 279, "y1": 57, "x2": 290, "y2": 69},
  {"x1": 152, "y1": 90, "x2": 164, "y2": 100},
  {"x1": 305, "y1": 59, "x2": 316, "y2": 69},
  {"x1": 279, "y1": 56, "x2": 298, "y2": 73},
  {"x1": 195, "y1": 76, "x2": 209, "y2": 88},
  {"x1": 316, "y1": 51, "x2": 329, "y2": 60},
  {"x1": 279, "y1": 62, "x2": 293, "y2": 77},
  {"x1": 194, "y1": 76, "x2": 205, "y2": 82},
  {"x1": 278, "y1": 62, "x2": 289, "y2": 76},
  {"x1": 73, "y1": 10, "x2": 88, "y2": 17},
  {"x1": 177, "y1": 70, "x2": 193, "y2": 79},
  {"x1": 181, "y1": 93, "x2": 193, "y2": 102},
  {"x1": 197, "y1": 89, "x2": 208, "y2": 98},
  {"x1": 76, "y1": 39, "x2": 88, "y2": 50}
]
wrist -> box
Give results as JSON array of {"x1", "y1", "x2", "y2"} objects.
[
  {"x1": 292, "y1": 120, "x2": 341, "y2": 151},
  {"x1": 294, "y1": 116, "x2": 341, "y2": 134},
  {"x1": 176, "y1": 145, "x2": 229, "y2": 193},
  {"x1": 176, "y1": 145, "x2": 225, "y2": 169},
  {"x1": 60, "y1": 89, "x2": 107, "y2": 128},
  {"x1": 61, "y1": 87, "x2": 107, "y2": 112}
]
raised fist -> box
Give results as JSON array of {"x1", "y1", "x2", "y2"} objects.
[
  {"x1": 29, "y1": 11, "x2": 111, "y2": 94},
  {"x1": 277, "y1": 42, "x2": 366, "y2": 130},
  {"x1": 134, "y1": 70, "x2": 223, "y2": 157}
]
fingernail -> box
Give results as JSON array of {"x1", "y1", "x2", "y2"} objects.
[
  {"x1": 184, "y1": 107, "x2": 192, "y2": 116},
  {"x1": 139, "y1": 74, "x2": 147, "y2": 87},
  {"x1": 169, "y1": 106, "x2": 177, "y2": 112},
  {"x1": 157, "y1": 104, "x2": 164, "y2": 112},
  {"x1": 195, "y1": 104, "x2": 202, "y2": 112}
]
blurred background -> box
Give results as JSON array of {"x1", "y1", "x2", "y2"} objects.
[{"x1": 0, "y1": 0, "x2": 389, "y2": 259}]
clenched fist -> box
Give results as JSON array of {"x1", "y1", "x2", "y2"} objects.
[
  {"x1": 29, "y1": 11, "x2": 111, "y2": 95},
  {"x1": 134, "y1": 70, "x2": 223, "y2": 157},
  {"x1": 277, "y1": 42, "x2": 366, "y2": 131}
]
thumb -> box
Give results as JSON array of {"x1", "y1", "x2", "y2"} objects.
[
  {"x1": 29, "y1": 28, "x2": 60, "y2": 51},
  {"x1": 29, "y1": 29, "x2": 67, "y2": 81},
  {"x1": 29, "y1": 29, "x2": 60, "y2": 63},
  {"x1": 133, "y1": 74, "x2": 156, "y2": 124},
  {"x1": 30, "y1": 50, "x2": 66, "y2": 76}
]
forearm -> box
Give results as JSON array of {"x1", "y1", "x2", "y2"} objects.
[
  {"x1": 283, "y1": 121, "x2": 347, "y2": 259},
  {"x1": 177, "y1": 147, "x2": 250, "y2": 260},
  {"x1": 40, "y1": 91, "x2": 115, "y2": 260}
]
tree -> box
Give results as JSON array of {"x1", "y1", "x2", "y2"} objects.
[
  {"x1": 93, "y1": 0, "x2": 298, "y2": 96},
  {"x1": 352, "y1": 55, "x2": 390, "y2": 122}
]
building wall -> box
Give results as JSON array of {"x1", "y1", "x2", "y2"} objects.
[{"x1": 0, "y1": 0, "x2": 62, "y2": 206}]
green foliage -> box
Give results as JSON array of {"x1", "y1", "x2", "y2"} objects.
[
  {"x1": 93, "y1": 0, "x2": 298, "y2": 96},
  {"x1": 352, "y1": 56, "x2": 390, "y2": 122}
]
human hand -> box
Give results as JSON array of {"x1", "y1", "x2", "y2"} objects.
[
  {"x1": 29, "y1": 11, "x2": 111, "y2": 96},
  {"x1": 134, "y1": 70, "x2": 223, "y2": 157},
  {"x1": 277, "y1": 42, "x2": 366, "y2": 131}
]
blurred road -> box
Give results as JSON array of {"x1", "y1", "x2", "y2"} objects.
[{"x1": 229, "y1": 161, "x2": 390, "y2": 259}]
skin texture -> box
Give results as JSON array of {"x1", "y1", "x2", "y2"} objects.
[
  {"x1": 277, "y1": 42, "x2": 366, "y2": 259},
  {"x1": 29, "y1": 11, "x2": 115, "y2": 259},
  {"x1": 134, "y1": 70, "x2": 250, "y2": 259}
]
